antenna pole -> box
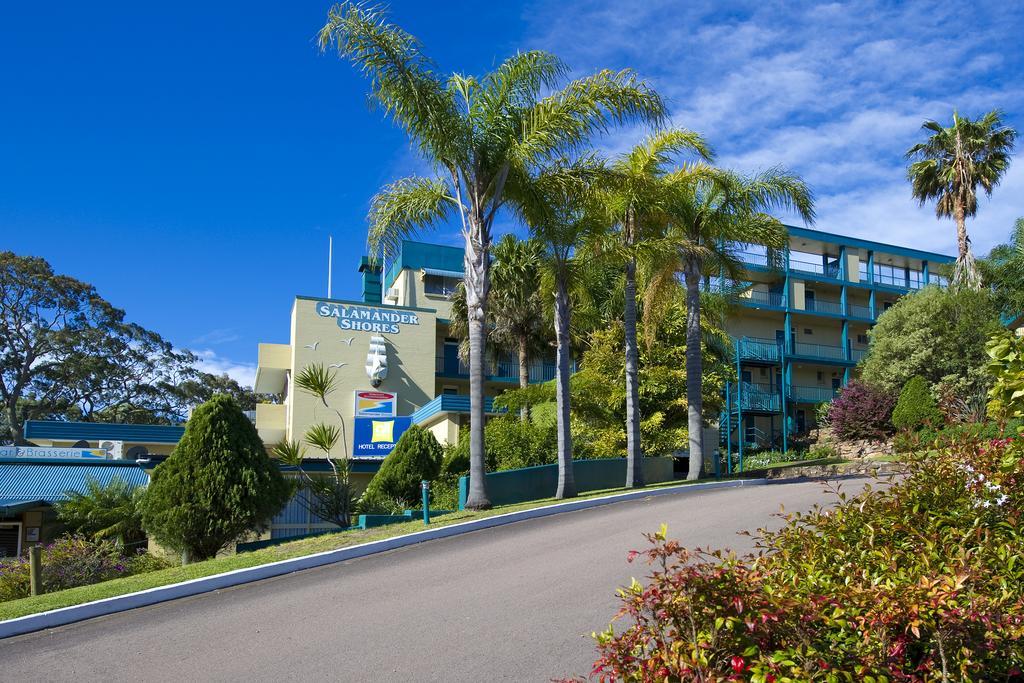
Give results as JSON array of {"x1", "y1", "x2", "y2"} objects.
[{"x1": 327, "y1": 235, "x2": 333, "y2": 299}]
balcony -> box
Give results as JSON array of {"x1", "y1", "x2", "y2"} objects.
[
  {"x1": 741, "y1": 289, "x2": 785, "y2": 308},
  {"x1": 804, "y1": 298, "x2": 843, "y2": 316},
  {"x1": 850, "y1": 347, "x2": 868, "y2": 363},
  {"x1": 736, "y1": 337, "x2": 781, "y2": 363},
  {"x1": 789, "y1": 385, "x2": 837, "y2": 403},
  {"x1": 848, "y1": 303, "x2": 873, "y2": 319},
  {"x1": 254, "y1": 343, "x2": 291, "y2": 394},
  {"x1": 731, "y1": 382, "x2": 782, "y2": 412},
  {"x1": 411, "y1": 394, "x2": 501, "y2": 424},
  {"x1": 256, "y1": 403, "x2": 287, "y2": 445},
  {"x1": 790, "y1": 254, "x2": 841, "y2": 280},
  {"x1": 792, "y1": 341, "x2": 847, "y2": 361},
  {"x1": 435, "y1": 355, "x2": 562, "y2": 383}
]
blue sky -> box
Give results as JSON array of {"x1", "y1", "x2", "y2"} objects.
[{"x1": 3, "y1": 1, "x2": 1022, "y2": 385}]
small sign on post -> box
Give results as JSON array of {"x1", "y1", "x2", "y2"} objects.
[{"x1": 421, "y1": 480, "x2": 430, "y2": 526}]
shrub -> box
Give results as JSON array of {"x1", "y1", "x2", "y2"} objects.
[
  {"x1": 445, "y1": 415, "x2": 560, "y2": 473},
  {"x1": 429, "y1": 473, "x2": 461, "y2": 510},
  {"x1": 56, "y1": 476, "x2": 146, "y2": 546},
  {"x1": 805, "y1": 443, "x2": 839, "y2": 460},
  {"x1": 361, "y1": 425, "x2": 443, "y2": 505},
  {"x1": 987, "y1": 332, "x2": 1024, "y2": 420},
  {"x1": 828, "y1": 380, "x2": 896, "y2": 441},
  {"x1": 894, "y1": 418, "x2": 1024, "y2": 453},
  {"x1": 587, "y1": 435, "x2": 1024, "y2": 680},
  {"x1": 356, "y1": 489, "x2": 411, "y2": 515},
  {"x1": 0, "y1": 536, "x2": 173, "y2": 602},
  {"x1": 891, "y1": 375, "x2": 943, "y2": 432},
  {"x1": 860, "y1": 285, "x2": 1002, "y2": 397},
  {"x1": 140, "y1": 395, "x2": 292, "y2": 562}
]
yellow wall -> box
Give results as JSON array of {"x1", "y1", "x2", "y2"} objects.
[
  {"x1": 390, "y1": 268, "x2": 455, "y2": 321},
  {"x1": 283, "y1": 297, "x2": 438, "y2": 459},
  {"x1": 790, "y1": 280, "x2": 805, "y2": 309}
]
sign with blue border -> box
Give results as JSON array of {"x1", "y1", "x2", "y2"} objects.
[
  {"x1": 351, "y1": 417, "x2": 412, "y2": 459},
  {"x1": 0, "y1": 446, "x2": 108, "y2": 460}
]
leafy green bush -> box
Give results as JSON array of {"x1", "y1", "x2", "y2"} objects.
[
  {"x1": 805, "y1": 443, "x2": 839, "y2": 460},
  {"x1": 987, "y1": 332, "x2": 1024, "y2": 420},
  {"x1": 140, "y1": 395, "x2": 291, "y2": 562},
  {"x1": 588, "y1": 435, "x2": 1024, "y2": 679},
  {"x1": 891, "y1": 375, "x2": 943, "y2": 431},
  {"x1": 361, "y1": 425, "x2": 443, "y2": 505},
  {"x1": 0, "y1": 536, "x2": 172, "y2": 602},
  {"x1": 56, "y1": 476, "x2": 146, "y2": 546},
  {"x1": 429, "y1": 473, "x2": 461, "y2": 510},
  {"x1": 356, "y1": 489, "x2": 411, "y2": 515},
  {"x1": 445, "y1": 414, "x2": 560, "y2": 473},
  {"x1": 860, "y1": 286, "x2": 1002, "y2": 397},
  {"x1": 894, "y1": 418, "x2": 1024, "y2": 453}
]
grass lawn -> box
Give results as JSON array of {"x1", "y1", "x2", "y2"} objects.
[{"x1": 0, "y1": 475, "x2": 720, "y2": 623}]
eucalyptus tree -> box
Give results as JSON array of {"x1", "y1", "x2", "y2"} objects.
[
  {"x1": 319, "y1": 2, "x2": 665, "y2": 508},
  {"x1": 448, "y1": 234, "x2": 551, "y2": 421},
  {"x1": 906, "y1": 110, "x2": 1016, "y2": 288},
  {"x1": 659, "y1": 164, "x2": 814, "y2": 479},
  {"x1": 600, "y1": 131, "x2": 712, "y2": 487}
]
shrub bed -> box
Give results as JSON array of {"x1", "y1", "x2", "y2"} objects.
[
  {"x1": 0, "y1": 536, "x2": 172, "y2": 602},
  {"x1": 586, "y1": 433, "x2": 1024, "y2": 680}
]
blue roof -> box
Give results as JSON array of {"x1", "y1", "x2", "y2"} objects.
[
  {"x1": 785, "y1": 226, "x2": 955, "y2": 263},
  {"x1": 23, "y1": 420, "x2": 185, "y2": 444},
  {"x1": 0, "y1": 461, "x2": 150, "y2": 509},
  {"x1": 383, "y1": 240, "x2": 464, "y2": 289}
]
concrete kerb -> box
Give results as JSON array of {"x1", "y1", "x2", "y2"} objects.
[{"x1": 0, "y1": 477, "x2": 768, "y2": 639}]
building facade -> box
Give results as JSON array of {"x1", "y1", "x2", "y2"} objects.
[{"x1": 717, "y1": 226, "x2": 954, "y2": 465}]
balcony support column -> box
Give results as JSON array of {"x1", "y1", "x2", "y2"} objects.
[
  {"x1": 923, "y1": 260, "x2": 930, "y2": 286},
  {"x1": 838, "y1": 245, "x2": 847, "y2": 280},
  {"x1": 840, "y1": 284, "x2": 847, "y2": 317},
  {"x1": 867, "y1": 250, "x2": 875, "y2": 285},
  {"x1": 735, "y1": 343, "x2": 743, "y2": 471},
  {"x1": 869, "y1": 289, "x2": 877, "y2": 320},
  {"x1": 842, "y1": 320, "x2": 850, "y2": 361},
  {"x1": 843, "y1": 366, "x2": 850, "y2": 386}
]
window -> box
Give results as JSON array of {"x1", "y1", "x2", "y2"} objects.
[
  {"x1": 816, "y1": 371, "x2": 823, "y2": 382},
  {"x1": 442, "y1": 386, "x2": 459, "y2": 396},
  {"x1": 424, "y1": 274, "x2": 461, "y2": 296},
  {"x1": 0, "y1": 523, "x2": 21, "y2": 558},
  {"x1": 857, "y1": 334, "x2": 868, "y2": 345},
  {"x1": 804, "y1": 328, "x2": 813, "y2": 335}
]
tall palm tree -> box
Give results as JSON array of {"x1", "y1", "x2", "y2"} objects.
[
  {"x1": 319, "y1": 3, "x2": 665, "y2": 508},
  {"x1": 600, "y1": 131, "x2": 713, "y2": 488},
  {"x1": 449, "y1": 234, "x2": 551, "y2": 421},
  {"x1": 906, "y1": 110, "x2": 1016, "y2": 289},
  {"x1": 658, "y1": 164, "x2": 814, "y2": 479},
  {"x1": 518, "y1": 158, "x2": 608, "y2": 498}
]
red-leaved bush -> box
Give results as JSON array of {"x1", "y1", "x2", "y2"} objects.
[
  {"x1": 581, "y1": 435, "x2": 1024, "y2": 681},
  {"x1": 828, "y1": 379, "x2": 896, "y2": 440}
]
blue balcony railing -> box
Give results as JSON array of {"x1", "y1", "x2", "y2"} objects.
[
  {"x1": 743, "y1": 290, "x2": 785, "y2": 308},
  {"x1": 789, "y1": 385, "x2": 837, "y2": 403},
  {"x1": 805, "y1": 298, "x2": 843, "y2": 315},
  {"x1": 736, "y1": 337, "x2": 782, "y2": 363},
  {"x1": 436, "y1": 355, "x2": 563, "y2": 383},
  {"x1": 792, "y1": 341, "x2": 846, "y2": 361},
  {"x1": 850, "y1": 347, "x2": 868, "y2": 363},
  {"x1": 848, "y1": 303, "x2": 873, "y2": 319},
  {"x1": 733, "y1": 382, "x2": 782, "y2": 412}
]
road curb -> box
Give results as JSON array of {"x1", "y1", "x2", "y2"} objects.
[{"x1": 0, "y1": 477, "x2": 767, "y2": 639}]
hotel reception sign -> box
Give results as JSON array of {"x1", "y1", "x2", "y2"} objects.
[
  {"x1": 352, "y1": 417, "x2": 412, "y2": 459},
  {"x1": 316, "y1": 302, "x2": 420, "y2": 334}
]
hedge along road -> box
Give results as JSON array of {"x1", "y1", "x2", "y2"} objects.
[{"x1": 0, "y1": 477, "x2": 869, "y2": 682}]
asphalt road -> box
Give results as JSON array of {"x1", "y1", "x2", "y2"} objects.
[{"x1": 1, "y1": 477, "x2": 868, "y2": 682}]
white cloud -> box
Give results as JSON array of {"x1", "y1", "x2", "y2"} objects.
[
  {"x1": 521, "y1": 0, "x2": 1024, "y2": 254},
  {"x1": 190, "y1": 328, "x2": 241, "y2": 345},
  {"x1": 191, "y1": 349, "x2": 257, "y2": 387}
]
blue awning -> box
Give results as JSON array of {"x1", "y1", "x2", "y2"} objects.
[
  {"x1": 0, "y1": 462, "x2": 151, "y2": 510},
  {"x1": 23, "y1": 420, "x2": 185, "y2": 444},
  {"x1": 421, "y1": 268, "x2": 463, "y2": 279}
]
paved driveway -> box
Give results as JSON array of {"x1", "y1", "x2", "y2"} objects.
[{"x1": 1, "y1": 477, "x2": 868, "y2": 681}]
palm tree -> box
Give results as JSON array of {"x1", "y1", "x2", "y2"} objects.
[
  {"x1": 56, "y1": 476, "x2": 146, "y2": 547},
  {"x1": 906, "y1": 110, "x2": 1016, "y2": 289},
  {"x1": 659, "y1": 164, "x2": 814, "y2": 479},
  {"x1": 449, "y1": 235, "x2": 551, "y2": 421},
  {"x1": 319, "y1": 3, "x2": 665, "y2": 508},
  {"x1": 518, "y1": 158, "x2": 608, "y2": 498},
  {"x1": 600, "y1": 131, "x2": 713, "y2": 488}
]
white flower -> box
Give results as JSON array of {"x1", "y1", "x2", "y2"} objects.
[
  {"x1": 996, "y1": 495, "x2": 1009, "y2": 506},
  {"x1": 986, "y1": 482, "x2": 1001, "y2": 491}
]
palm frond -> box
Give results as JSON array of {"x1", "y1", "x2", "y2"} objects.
[
  {"x1": 367, "y1": 176, "x2": 457, "y2": 262},
  {"x1": 295, "y1": 363, "x2": 338, "y2": 406},
  {"x1": 304, "y1": 422, "x2": 342, "y2": 456},
  {"x1": 273, "y1": 440, "x2": 306, "y2": 468}
]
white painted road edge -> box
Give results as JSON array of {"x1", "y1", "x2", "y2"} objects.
[{"x1": 0, "y1": 477, "x2": 767, "y2": 639}]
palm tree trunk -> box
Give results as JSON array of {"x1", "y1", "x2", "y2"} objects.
[
  {"x1": 952, "y1": 202, "x2": 981, "y2": 289},
  {"x1": 623, "y1": 254, "x2": 644, "y2": 488},
  {"x1": 554, "y1": 271, "x2": 576, "y2": 498},
  {"x1": 684, "y1": 259, "x2": 704, "y2": 481},
  {"x1": 518, "y1": 335, "x2": 530, "y2": 422},
  {"x1": 463, "y1": 229, "x2": 491, "y2": 510}
]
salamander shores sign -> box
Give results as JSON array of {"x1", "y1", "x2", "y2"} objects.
[{"x1": 316, "y1": 302, "x2": 420, "y2": 334}]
